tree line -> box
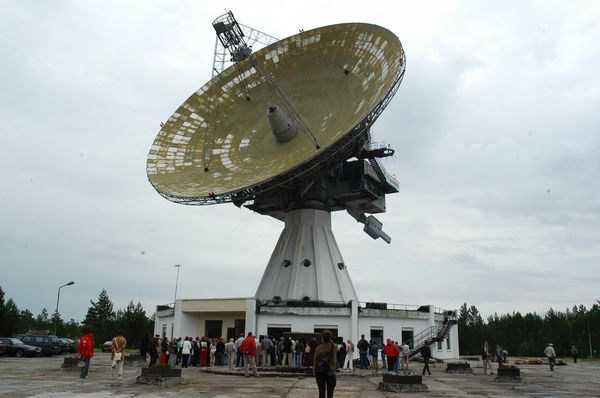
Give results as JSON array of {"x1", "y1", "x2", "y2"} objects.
[
  {"x1": 0, "y1": 287, "x2": 154, "y2": 348},
  {"x1": 457, "y1": 301, "x2": 600, "y2": 358}
]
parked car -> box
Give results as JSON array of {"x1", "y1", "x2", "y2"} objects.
[
  {"x1": 59, "y1": 338, "x2": 76, "y2": 353},
  {"x1": 101, "y1": 340, "x2": 112, "y2": 352},
  {"x1": 0, "y1": 338, "x2": 42, "y2": 357},
  {"x1": 0, "y1": 340, "x2": 5, "y2": 355},
  {"x1": 15, "y1": 334, "x2": 61, "y2": 356}
]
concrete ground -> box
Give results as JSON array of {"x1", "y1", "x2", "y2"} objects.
[{"x1": 0, "y1": 353, "x2": 599, "y2": 398}]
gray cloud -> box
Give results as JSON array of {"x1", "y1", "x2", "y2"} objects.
[{"x1": 1, "y1": 1, "x2": 599, "y2": 322}]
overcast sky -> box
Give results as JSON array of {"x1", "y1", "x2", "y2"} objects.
[{"x1": 1, "y1": 1, "x2": 599, "y2": 324}]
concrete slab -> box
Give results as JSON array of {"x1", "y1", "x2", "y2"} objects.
[{"x1": 0, "y1": 353, "x2": 598, "y2": 397}]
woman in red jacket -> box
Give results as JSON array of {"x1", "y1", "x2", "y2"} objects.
[
  {"x1": 77, "y1": 330, "x2": 95, "y2": 379},
  {"x1": 383, "y1": 339, "x2": 399, "y2": 373}
]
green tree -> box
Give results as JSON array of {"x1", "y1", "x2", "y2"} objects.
[
  {"x1": 2, "y1": 298, "x2": 20, "y2": 337},
  {"x1": 115, "y1": 301, "x2": 152, "y2": 347},
  {"x1": 18, "y1": 309, "x2": 35, "y2": 334},
  {"x1": 82, "y1": 289, "x2": 115, "y2": 345},
  {"x1": 35, "y1": 308, "x2": 52, "y2": 333},
  {"x1": 0, "y1": 286, "x2": 7, "y2": 336}
]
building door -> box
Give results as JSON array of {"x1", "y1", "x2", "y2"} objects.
[
  {"x1": 227, "y1": 327, "x2": 236, "y2": 340},
  {"x1": 205, "y1": 320, "x2": 223, "y2": 339},
  {"x1": 267, "y1": 326, "x2": 291, "y2": 340},
  {"x1": 370, "y1": 328, "x2": 383, "y2": 349},
  {"x1": 313, "y1": 327, "x2": 338, "y2": 338},
  {"x1": 234, "y1": 319, "x2": 245, "y2": 338},
  {"x1": 401, "y1": 330, "x2": 414, "y2": 348}
]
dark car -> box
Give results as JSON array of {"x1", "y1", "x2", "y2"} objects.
[
  {"x1": 59, "y1": 338, "x2": 76, "y2": 353},
  {"x1": 0, "y1": 338, "x2": 42, "y2": 357},
  {"x1": 15, "y1": 334, "x2": 61, "y2": 356},
  {"x1": 0, "y1": 340, "x2": 5, "y2": 355},
  {"x1": 101, "y1": 340, "x2": 112, "y2": 352}
]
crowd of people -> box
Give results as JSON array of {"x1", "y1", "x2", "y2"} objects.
[{"x1": 77, "y1": 328, "x2": 577, "y2": 394}]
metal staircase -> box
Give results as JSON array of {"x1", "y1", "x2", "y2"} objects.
[{"x1": 407, "y1": 310, "x2": 457, "y2": 358}]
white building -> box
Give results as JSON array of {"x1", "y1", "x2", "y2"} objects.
[{"x1": 154, "y1": 297, "x2": 459, "y2": 360}]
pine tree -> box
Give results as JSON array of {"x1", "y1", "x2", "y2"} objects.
[{"x1": 83, "y1": 289, "x2": 115, "y2": 345}]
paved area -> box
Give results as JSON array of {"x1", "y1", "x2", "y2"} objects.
[{"x1": 1, "y1": 353, "x2": 599, "y2": 397}]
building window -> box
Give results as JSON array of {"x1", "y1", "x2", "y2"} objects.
[
  {"x1": 446, "y1": 335, "x2": 451, "y2": 350},
  {"x1": 162, "y1": 324, "x2": 167, "y2": 338},
  {"x1": 205, "y1": 320, "x2": 223, "y2": 339},
  {"x1": 170, "y1": 323, "x2": 174, "y2": 339},
  {"x1": 437, "y1": 339, "x2": 442, "y2": 350}
]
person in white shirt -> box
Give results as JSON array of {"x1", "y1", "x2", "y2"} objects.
[
  {"x1": 181, "y1": 337, "x2": 192, "y2": 368},
  {"x1": 401, "y1": 341, "x2": 410, "y2": 370}
]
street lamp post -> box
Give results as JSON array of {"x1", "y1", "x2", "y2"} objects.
[
  {"x1": 54, "y1": 281, "x2": 75, "y2": 336},
  {"x1": 173, "y1": 264, "x2": 181, "y2": 305}
]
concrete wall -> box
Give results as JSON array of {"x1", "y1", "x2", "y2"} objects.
[{"x1": 155, "y1": 299, "x2": 460, "y2": 359}]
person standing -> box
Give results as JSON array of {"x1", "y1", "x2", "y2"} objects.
[
  {"x1": 395, "y1": 341, "x2": 401, "y2": 371},
  {"x1": 77, "y1": 329, "x2": 94, "y2": 379},
  {"x1": 282, "y1": 335, "x2": 293, "y2": 366},
  {"x1": 313, "y1": 330, "x2": 338, "y2": 398},
  {"x1": 235, "y1": 334, "x2": 245, "y2": 367},
  {"x1": 240, "y1": 332, "x2": 260, "y2": 377},
  {"x1": 148, "y1": 336, "x2": 159, "y2": 366},
  {"x1": 225, "y1": 338, "x2": 237, "y2": 369},
  {"x1": 420, "y1": 343, "x2": 432, "y2": 375},
  {"x1": 571, "y1": 345, "x2": 578, "y2": 363},
  {"x1": 337, "y1": 341, "x2": 346, "y2": 369},
  {"x1": 369, "y1": 340, "x2": 379, "y2": 370},
  {"x1": 111, "y1": 331, "x2": 127, "y2": 380},
  {"x1": 160, "y1": 337, "x2": 169, "y2": 365},
  {"x1": 261, "y1": 335, "x2": 273, "y2": 366},
  {"x1": 140, "y1": 332, "x2": 149, "y2": 359},
  {"x1": 181, "y1": 337, "x2": 191, "y2": 368},
  {"x1": 544, "y1": 343, "x2": 556, "y2": 371},
  {"x1": 357, "y1": 334, "x2": 369, "y2": 370},
  {"x1": 482, "y1": 341, "x2": 493, "y2": 375},
  {"x1": 402, "y1": 341, "x2": 410, "y2": 370},
  {"x1": 383, "y1": 339, "x2": 399, "y2": 372},
  {"x1": 168, "y1": 338, "x2": 178, "y2": 366},
  {"x1": 343, "y1": 339, "x2": 354, "y2": 370},
  {"x1": 295, "y1": 338, "x2": 305, "y2": 367},
  {"x1": 216, "y1": 337, "x2": 225, "y2": 366}
]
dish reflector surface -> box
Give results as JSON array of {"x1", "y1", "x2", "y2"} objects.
[{"x1": 147, "y1": 23, "x2": 405, "y2": 204}]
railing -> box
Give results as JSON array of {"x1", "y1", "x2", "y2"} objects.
[
  {"x1": 156, "y1": 303, "x2": 175, "y2": 311},
  {"x1": 359, "y1": 302, "x2": 421, "y2": 311},
  {"x1": 407, "y1": 314, "x2": 456, "y2": 358}
]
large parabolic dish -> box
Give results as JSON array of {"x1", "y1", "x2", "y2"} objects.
[{"x1": 147, "y1": 23, "x2": 405, "y2": 205}]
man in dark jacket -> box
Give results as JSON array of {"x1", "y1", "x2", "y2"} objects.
[
  {"x1": 420, "y1": 343, "x2": 432, "y2": 375},
  {"x1": 357, "y1": 334, "x2": 370, "y2": 369}
]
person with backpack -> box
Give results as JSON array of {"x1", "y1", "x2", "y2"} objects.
[{"x1": 313, "y1": 330, "x2": 338, "y2": 398}]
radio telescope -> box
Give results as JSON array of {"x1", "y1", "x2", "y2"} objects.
[{"x1": 147, "y1": 12, "x2": 406, "y2": 304}]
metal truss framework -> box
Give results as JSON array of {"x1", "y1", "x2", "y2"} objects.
[{"x1": 212, "y1": 23, "x2": 279, "y2": 77}]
